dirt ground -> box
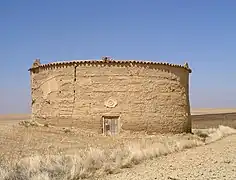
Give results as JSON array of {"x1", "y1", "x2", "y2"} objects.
[
  {"x1": 0, "y1": 112, "x2": 235, "y2": 159},
  {"x1": 0, "y1": 112, "x2": 236, "y2": 179},
  {"x1": 98, "y1": 134, "x2": 236, "y2": 180},
  {"x1": 0, "y1": 116, "x2": 185, "y2": 163}
]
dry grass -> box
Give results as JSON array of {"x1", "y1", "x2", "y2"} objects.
[
  {"x1": 193, "y1": 125, "x2": 236, "y2": 144},
  {"x1": 0, "y1": 122, "x2": 235, "y2": 180}
]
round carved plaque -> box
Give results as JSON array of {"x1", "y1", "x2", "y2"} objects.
[{"x1": 104, "y1": 98, "x2": 117, "y2": 108}]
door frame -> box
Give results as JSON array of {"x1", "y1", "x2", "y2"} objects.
[{"x1": 102, "y1": 115, "x2": 120, "y2": 136}]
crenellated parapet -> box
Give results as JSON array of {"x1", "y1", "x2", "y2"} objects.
[{"x1": 29, "y1": 57, "x2": 192, "y2": 73}]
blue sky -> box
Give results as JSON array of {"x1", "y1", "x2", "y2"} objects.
[{"x1": 0, "y1": 0, "x2": 236, "y2": 114}]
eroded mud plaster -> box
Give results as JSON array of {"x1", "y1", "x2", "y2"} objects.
[{"x1": 29, "y1": 59, "x2": 192, "y2": 134}]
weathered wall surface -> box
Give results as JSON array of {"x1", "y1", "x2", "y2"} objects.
[
  {"x1": 31, "y1": 65, "x2": 74, "y2": 125},
  {"x1": 31, "y1": 60, "x2": 191, "y2": 134}
]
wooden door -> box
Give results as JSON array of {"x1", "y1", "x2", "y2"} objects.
[{"x1": 103, "y1": 116, "x2": 119, "y2": 136}]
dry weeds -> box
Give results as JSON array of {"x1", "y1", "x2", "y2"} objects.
[{"x1": 0, "y1": 123, "x2": 235, "y2": 180}]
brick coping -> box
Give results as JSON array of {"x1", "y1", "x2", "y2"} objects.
[{"x1": 29, "y1": 59, "x2": 192, "y2": 73}]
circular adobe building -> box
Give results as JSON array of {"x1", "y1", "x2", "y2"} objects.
[{"x1": 29, "y1": 57, "x2": 192, "y2": 135}]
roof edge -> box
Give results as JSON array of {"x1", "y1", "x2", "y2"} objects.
[{"x1": 28, "y1": 59, "x2": 192, "y2": 73}]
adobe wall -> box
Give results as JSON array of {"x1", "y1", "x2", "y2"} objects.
[{"x1": 30, "y1": 60, "x2": 192, "y2": 134}]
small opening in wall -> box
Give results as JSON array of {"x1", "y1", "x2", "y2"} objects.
[
  {"x1": 102, "y1": 116, "x2": 120, "y2": 136},
  {"x1": 31, "y1": 99, "x2": 36, "y2": 105}
]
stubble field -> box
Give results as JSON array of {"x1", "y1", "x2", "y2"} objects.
[{"x1": 0, "y1": 110, "x2": 236, "y2": 180}]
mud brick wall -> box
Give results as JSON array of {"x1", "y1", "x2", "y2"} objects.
[{"x1": 30, "y1": 60, "x2": 192, "y2": 134}]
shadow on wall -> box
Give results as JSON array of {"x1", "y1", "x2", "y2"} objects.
[{"x1": 192, "y1": 112, "x2": 236, "y2": 129}]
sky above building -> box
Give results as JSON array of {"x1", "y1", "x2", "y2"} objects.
[{"x1": 0, "y1": 0, "x2": 236, "y2": 114}]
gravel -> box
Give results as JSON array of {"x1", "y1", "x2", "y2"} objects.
[{"x1": 98, "y1": 135, "x2": 236, "y2": 180}]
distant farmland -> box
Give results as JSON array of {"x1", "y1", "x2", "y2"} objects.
[{"x1": 192, "y1": 112, "x2": 236, "y2": 129}]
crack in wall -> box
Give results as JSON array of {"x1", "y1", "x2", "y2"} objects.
[{"x1": 71, "y1": 65, "x2": 77, "y2": 118}]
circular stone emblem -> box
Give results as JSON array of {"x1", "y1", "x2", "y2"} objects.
[{"x1": 104, "y1": 98, "x2": 117, "y2": 108}]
